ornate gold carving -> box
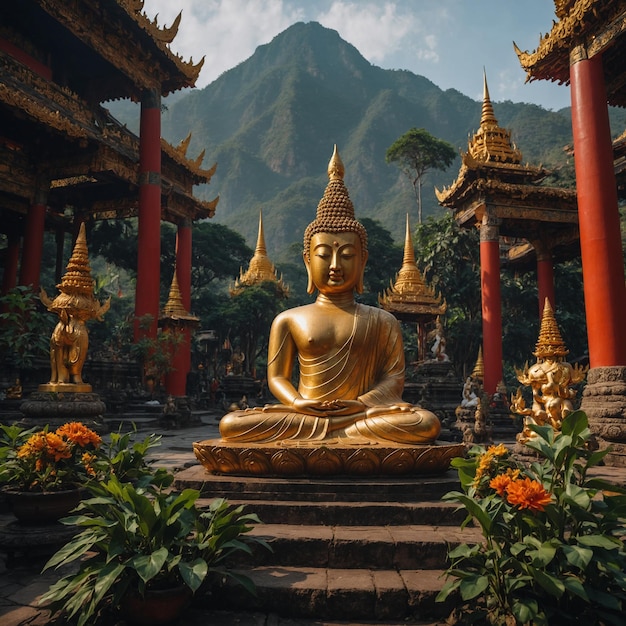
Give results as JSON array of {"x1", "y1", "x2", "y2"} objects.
[
  {"x1": 230, "y1": 210, "x2": 289, "y2": 296},
  {"x1": 510, "y1": 298, "x2": 588, "y2": 443},
  {"x1": 159, "y1": 270, "x2": 199, "y2": 325},
  {"x1": 192, "y1": 440, "x2": 465, "y2": 476},
  {"x1": 378, "y1": 214, "x2": 446, "y2": 316},
  {"x1": 39, "y1": 223, "x2": 110, "y2": 393}
]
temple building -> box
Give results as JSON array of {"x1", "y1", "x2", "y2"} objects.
[
  {"x1": 230, "y1": 210, "x2": 289, "y2": 297},
  {"x1": 436, "y1": 74, "x2": 578, "y2": 394},
  {"x1": 0, "y1": 1, "x2": 218, "y2": 394},
  {"x1": 378, "y1": 214, "x2": 446, "y2": 363},
  {"x1": 516, "y1": 0, "x2": 626, "y2": 465}
]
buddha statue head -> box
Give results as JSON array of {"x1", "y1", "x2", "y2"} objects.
[{"x1": 303, "y1": 146, "x2": 368, "y2": 294}]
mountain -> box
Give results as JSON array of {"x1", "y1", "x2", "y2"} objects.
[{"x1": 108, "y1": 22, "x2": 622, "y2": 259}]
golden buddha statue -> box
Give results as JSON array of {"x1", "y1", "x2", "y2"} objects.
[{"x1": 218, "y1": 147, "x2": 441, "y2": 445}]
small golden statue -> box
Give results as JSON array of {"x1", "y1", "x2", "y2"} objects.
[
  {"x1": 217, "y1": 147, "x2": 441, "y2": 445},
  {"x1": 40, "y1": 223, "x2": 110, "y2": 393},
  {"x1": 511, "y1": 298, "x2": 587, "y2": 443},
  {"x1": 6, "y1": 378, "x2": 22, "y2": 399}
]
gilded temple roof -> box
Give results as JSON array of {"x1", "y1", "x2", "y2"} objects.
[
  {"x1": 159, "y1": 270, "x2": 199, "y2": 324},
  {"x1": 515, "y1": 0, "x2": 626, "y2": 107},
  {"x1": 378, "y1": 214, "x2": 446, "y2": 320},
  {"x1": 230, "y1": 211, "x2": 289, "y2": 296}
]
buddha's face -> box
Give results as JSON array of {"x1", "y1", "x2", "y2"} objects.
[{"x1": 305, "y1": 231, "x2": 367, "y2": 295}]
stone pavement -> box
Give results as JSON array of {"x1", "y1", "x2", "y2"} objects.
[{"x1": 1, "y1": 411, "x2": 625, "y2": 626}]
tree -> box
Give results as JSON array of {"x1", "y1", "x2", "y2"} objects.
[
  {"x1": 386, "y1": 128, "x2": 457, "y2": 224},
  {"x1": 358, "y1": 217, "x2": 403, "y2": 306}
]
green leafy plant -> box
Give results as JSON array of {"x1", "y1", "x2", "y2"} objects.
[
  {"x1": 0, "y1": 422, "x2": 102, "y2": 492},
  {"x1": 0, "y1": 285, "x2": 50, "y2": 371},
  {"x1": 95, "y1": 428, "x2": 168, "y2": 486},
  {"x1": 437, "y1": 411, "x2": 626, "y2": 625},
  {"x1": 40, "y1": 474, "x2": 269, "y2": 625}
]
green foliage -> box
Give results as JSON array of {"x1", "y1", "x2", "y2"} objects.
[
  {"x1": 94, "y1": 429, "x2": 168, "y2": 487},
  {"x1": 413, "y1": 213, "x2": 482, "y2": 376},
  {"x1": 386, "y1": 127, "x2": 457, "y2": 223},
  {"x1": 222, "y1": 281, "x2": 289, "y2": 374},
  {"x1": 437, "y1": 411, "x2": 626, "y2": 625},
  {"x1": 358, "y1": 217, "x2": 403, "y2": 306},
  {"x1": 0, "y1": 286, "x2": 51, "y2": 371},
  {"x1": 40, "y1": 474, "x2": 269, "y2": 626}
]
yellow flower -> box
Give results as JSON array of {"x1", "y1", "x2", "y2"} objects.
[
  {"x1": 81, "y1": 452, "x2": 97, "y2": 477},
  {"x1": 506, "y1": 477, "x2": 552, "y2": 512},
  {"x1": 487, "y1": 443, "x2": 508, "y2": 457}
]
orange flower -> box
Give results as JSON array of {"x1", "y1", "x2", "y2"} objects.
[
  {"x1": 506, "y1": 477, "x2": 552, "y2": 512},
  {"x1": 490, "y1": 473, "x2": 513, "y2": 497},
  {"x1": 57, "y1": 422, "x2": 102, "y2": 448},
  {"x1": 81, "y1": 452, "x2": 97, "y2": 477},
  {"x1": 18, "y1": 432, "x2": 48, "y2": 458},
  {"x1": 45, "y1": 432, "x2": 72, "y2": 462}
]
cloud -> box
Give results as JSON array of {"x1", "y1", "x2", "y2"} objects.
[
  {"x1": 315, "y1": 2, "x2": 433, "y2": 65},
  {"x1": 143, "y1": 0, "x2": 306, "y2": 87}
]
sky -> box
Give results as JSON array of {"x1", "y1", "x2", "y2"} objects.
[{"x1": 143, "y1": 0, "x2": 571, "y2": 111}]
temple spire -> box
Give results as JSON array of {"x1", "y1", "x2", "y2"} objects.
[
  {"x1": 230, "y1": 210, "x2": 289, "y2": 296},
  {"x1": 255, "y1": 209, "x2": 268, "y2": 257}
]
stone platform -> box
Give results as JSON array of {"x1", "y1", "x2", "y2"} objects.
[{"x1": 193, "y1": 439, "x2": 465, "y2": 476}]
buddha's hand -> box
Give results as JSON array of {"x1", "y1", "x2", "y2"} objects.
[{"x1": 292, "y1": 398, "x2": 365, "y2": 416}]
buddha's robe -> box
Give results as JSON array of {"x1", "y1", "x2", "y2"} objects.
[{"x1": 219, "y1": 305, "x2": 441, "y2": 444}]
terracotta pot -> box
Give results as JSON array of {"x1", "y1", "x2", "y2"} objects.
[
  {"x1": 4, "y1": 488, "x2": 82, "y2": 525},
  {"x1": 121, "y1": 585, "x2": 192, "y2": 625}
]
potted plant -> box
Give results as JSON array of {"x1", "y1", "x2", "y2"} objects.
[
  {"x1": 437, "y1": 411, "x2": 626, "y2": 625},
  {"x1": 40, "y1": 473, "x2": 269, "y2": 625},
  {"x1": 0, "y1": 421, "x2": 102, "y2": 523}
]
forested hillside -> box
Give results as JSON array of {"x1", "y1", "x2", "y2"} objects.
[{"x1": 108, "y1": 21, "x2": 626, "y2": 261}]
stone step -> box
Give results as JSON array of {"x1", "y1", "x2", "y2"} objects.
[
  {"x1": 176, "y1": 465, "x2": 461, "y2": 502},
  {"x1": 231, "y1": 523, "x2": 482, "y2": 570},
  {"x1": 200, "y1": 566, "x2": 457, "y2": 622},
  {"x1": 199, "y1": 497, "x2": 466, "y2": 526}
]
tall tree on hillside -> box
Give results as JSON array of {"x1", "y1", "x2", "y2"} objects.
[{"x1": 386, "y1": 128, "x2": 457, "y2": 224}]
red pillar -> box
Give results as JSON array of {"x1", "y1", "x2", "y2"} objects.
[
  {"x1": 164, "y1": 219, "x2": 193, "y2": 396},
  {"x1": 534, "y1": 242, "x2": 555, "y2": 316},
  {"x1": 479, "y1": 213, "x2": 503, "y2": 394},
  {"x1": 2, "y1": 233, "x2": 20, "y2": 295},
  {"x1": 19, "y1": 191, "x2": 47, "y2": 290},
  {"x1": 570, "y1": 51, "x2": 626, "y2": 367},
  {"x1": 165, "y1": 326, "x2": 191, "y2": 396},
  {"x1": 134, "y1": 88, "x2": 162, "y2": 342}
]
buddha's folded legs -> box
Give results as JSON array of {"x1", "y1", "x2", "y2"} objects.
[
  {"x1": 337, "y1": 408, "x2": 441, "y2": 444},
  {"x1": 219, "y1": 408, "x2": 329, "y2": 442}
]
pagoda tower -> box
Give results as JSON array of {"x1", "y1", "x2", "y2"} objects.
[
  {"x1": 159, "y1": 269, "x2": 199, "y2": 397},
  {"x1": 378, "y1": 214, "x2": 446, "y2": 363},
  {"x1": 437, "y1": 72, "x2": 578, "y2": 394},
  {"x1": 230, "y1": 210, "x2": 289, "y2": 297}
]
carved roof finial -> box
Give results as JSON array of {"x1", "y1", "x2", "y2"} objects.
[
  {"x1": 534, "y1": 297, "x2": 569, "y2": 360},
  {"x1": 471, "y1": 346, "x2": 484, "y2": 382},
  {"x1": 160, "y1": 268, "x2": 199, "y2": 323}
]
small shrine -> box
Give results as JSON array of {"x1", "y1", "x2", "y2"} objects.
[
  {"x1": 158, "y1": 268, "x2": 200, "y2": 405},
  {"x1": 378, "y1": 214, "x2": 460, "y2": 426},
  {"x1": 230, "y1": 210, "x2": 289, "y2": 297},
  {"x1": 436, "y1": 73, "x2": 578, "y2": 394}
]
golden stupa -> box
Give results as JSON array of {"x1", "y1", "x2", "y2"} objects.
[{"x1": 230, "y1": 210, "x2": 289, "y2": 297}]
